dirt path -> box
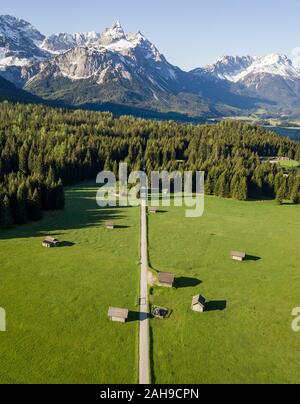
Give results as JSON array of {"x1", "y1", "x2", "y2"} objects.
[{"x1": 139, "y1": 186, "x2": 150, "y2": 384}]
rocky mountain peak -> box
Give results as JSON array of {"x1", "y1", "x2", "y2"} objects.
[
  {"x1": 100, "y1": 21, "x2": 126, "y2": 45},
  {"x1": 0, "y1": 14, "x2": 45, "y2": 44}
]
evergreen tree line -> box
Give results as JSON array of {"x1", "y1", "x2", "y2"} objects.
[
  {"x1": 144, "y1": 120, "x2": 300, "y2": 203},
  {"x1": 0, "y1": 102, "x2": 300, "y2": 228},
  {"x1": 0, "y1": 171, "x2": 65, "y2": 228}
]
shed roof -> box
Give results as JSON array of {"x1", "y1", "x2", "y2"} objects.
[
  {"x1": 108, "y1": 307, "x2": 129, "y2": 319},
  {"x1": 105, "y1": 221, "x2": 114, "y2": 227},
  {"x1": 44, "y1": 236, "x2": 59, "y2": 243},
  {"x1": 231, "y1": 251, "x2": 246, "y2": 258},
  {"x1": 158, "y1": 272, "x2": 175, "y2": 284},
  {"x1": 192, "y1": 295, "x2": 206, "y2": 307}
]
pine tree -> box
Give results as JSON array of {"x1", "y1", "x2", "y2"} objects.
[
  {"x1": 104, "y1": 157, "x2": 112, "y2": 172},
  {"x1": 19, "y1": 146, "x2": 29, "y2": 174},
  {"x1": 113, "y1": 160, "x2": 118, "y2": 178},
  {"x1": 238, "y1": 176, "x2": 248, "y2": 201},
  {"x1": 0, "y1": 195, "x2": 13, "y2": 229},
  {"x1": 215, "y1": 172, "x2": 228, "y2": 198},
  {"x1": 230, "y1": 174, "x2": 240, "y2": 200},
  {"x1": 54, "y1": 180, "x2": 65, "y2": 210},
  {"x1": 205, "y1": 173, "x2": 214, "y2": 195},
  {"x1": 15, "y1": 184, "x2": 28, "y2": 225},
  {"x1": 290, "y1": 181, "x2": 300, "y2": 204},
  {"x1": 276, "y1": 184, "x2": 285, "y2": 205},
  {"x1": 28, "y1": 188, "x2": 43, "y2": 221}
]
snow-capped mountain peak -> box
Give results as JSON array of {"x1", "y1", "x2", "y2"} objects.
[
  {"x1": 0, "y1": 15, "x2": 45, "y2": 46},
  {"x1": 3, "y1": 14, "x2": 300, "y2": 115},
  {"x1": 40, "y1": 31, "x2": 101, "y2": 54},
  {"x1": 245, "y1": 53, "x2": 300, "y2": 80},
  {"x1": 100, "y1": 21, "x2": 126, "y2": 45},
  {"x1": 39, "y1": 21, "x2": 160, "y2": 59},
  {"x1": 0, "y1": 14, "x2": 48, "y2": 75},
  {"x1": 200, "y1": 53, "x2": 300, "y2": 83}
]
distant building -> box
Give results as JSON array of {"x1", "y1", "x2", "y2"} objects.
[
  {"x1": 148, "y1": 207, "x2": 157, "y2": 214},
  {"x1": 0, "y1": 307, "x2": 6, "y2": 332},
  {"x1": 42, "y1": 237, "x2": 60, "y2": 248},
  {"x1": 105, "y1": 221, "x2": 115, "y2": 230},
  {"x1": 269, "y1": 156, "x2": 291, "y2": 164},
  {"x1": 108, "y1": 307, "x2": 129, "y2": 323},
  {"x1": 230, "y1": 251, "x2": 246, "y2": 262},
  {"x1": 158, "y1": 272, "x2": 175, "y2": 288},
  {"x1": 191, "y1": 295, "x2": 206, "y2": 313}
]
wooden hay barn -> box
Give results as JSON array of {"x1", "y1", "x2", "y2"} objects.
[
  {"x1": 105, "y1": 221, "x2": 115, "y2": 230},
  {"x1": 191, "y1": 295, "x2": 206, "y2": 313},
  {"x1": 148, "y1": 207, "x2": 158, "y2": 214},
  {"x1": 42, "y1": 237, "x2": 60, "y2": 248},
  {"x1": 108, "y1": 307, "x2": 129, "y2": 323},
  {"x1": 158, "y1": 272, "x2": 175, "y2": 288},
  {"x1": 230, "y1": 251, "x2": 246, "y2": 262}
]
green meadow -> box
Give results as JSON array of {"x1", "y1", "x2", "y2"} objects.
[
  {"x1": 0, "y1": 182, "x2": 140, "y2": 384},
  {"x1": 148, "y1": 197, "x2": 300, "y2": 384},
  {"x1": 1, "y1": 182, "x2": 300, "y2": 384},
  {"x1": 278, "y1": 159, "x2": 300, "y2": 169}
]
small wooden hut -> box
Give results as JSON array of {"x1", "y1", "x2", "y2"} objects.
[
  {"x1": 158, "y1": 272, "x2": 175, "y2": 288},
  {"x1": 42, "y1": 237, "x2": 60, "y2": 248},
  {"x1": 191, "y1": 295, "x2": 206, "y2": 313},
  {"x1": 107, "y1": 307, "x2": 129, "y2": 323},
  {"x1": 230, "y1": 251, "x2": 246, "y2": 262},
  {"x1": 105, "y1": 221, "x2": 115, "y2": 230},
  {"x1": 148, "y1": 207, "x2": 158, "y2": 214}
]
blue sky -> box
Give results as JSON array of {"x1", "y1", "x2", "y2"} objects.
[{"x1": 1, "y1": 0, "x2": 300, "y2": 70}]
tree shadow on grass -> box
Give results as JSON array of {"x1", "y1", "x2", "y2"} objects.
[
  {"x1": 205, "y1": 300, "x2": 227, "y2": 312},
  {"x1": 127, "y1": 311, "x2": 152, "y2": 322},
  {"x1": 175, "y1": 277, "x2": 202, "y2": 289},
  {"x1": 127, "y1": 311, "x2": 141, "y2": 323},
  {"x1": 0, "y1": 183, "x2": 133, "y2": 240}
]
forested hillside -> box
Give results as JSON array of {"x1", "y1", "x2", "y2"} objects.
[
  {"x1": 0, "y1": 76, "x2": 42, "y2": 104},
  {"x1": 0, "y1": 102, "x2": 299, "y2": 228}
]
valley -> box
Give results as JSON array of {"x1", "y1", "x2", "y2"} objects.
[
  {"x1": 1, "y1": 7, "x2": 300, "y2": 386},
  {"x1": 1, "y1": 182, "x2": 300, "y2": 383}
]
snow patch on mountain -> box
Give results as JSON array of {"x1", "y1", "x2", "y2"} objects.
[
  {"x1": 0, "y1": 15, "x2": 45, "y2": 46},
  {"x1": 291, "y1": 47, "x2": 300, "y2": 68},
  {"x1": 233, "y1": 54, "x2": 300, "y2": 82},
  {"x1": 41, "y1": 31, "x2": 100, "y2": 54},
  {"x1": 100, "y1": 21, "x2": 126, "y2": 45},
  {"x1": 40, "y1": 22, "x2": 163, "y2": 63},
  {"x1": 200, "y1": 55, "x2": 254, "y2": 81},
  {"x1": 0, "y1": 14, "x2": 49, "y2": 71},
  {"x1": 202, "y1": 53, "x2": 300, "y2": 83}
]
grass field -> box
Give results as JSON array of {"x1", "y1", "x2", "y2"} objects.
[
  {"x1": 0, "y1": 182, "x2": 140, "y2": 384},
  {"x1": 278, "y1": 159, "x2": 300, "y2": 169},
  {"x1": 148, "y1": 197, "x2": 300, "y2": 384}
]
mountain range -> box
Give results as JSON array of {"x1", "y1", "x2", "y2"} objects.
[{"x1": 1, "y1": 15, "x2": 300, "y2": 119}]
